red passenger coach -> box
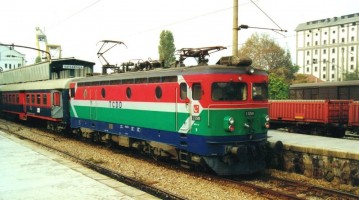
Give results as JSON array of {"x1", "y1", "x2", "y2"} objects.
[{"x1": 269, "y1": 100, "x2": 351, "y2": 137}]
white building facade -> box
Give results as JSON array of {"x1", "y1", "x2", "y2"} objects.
[
  {"x1": 0, "y1": 45, "x2": 25, "y2": 72},
  {"x1": 296, "y1": 13, "x2": 359, "y2": 82}
]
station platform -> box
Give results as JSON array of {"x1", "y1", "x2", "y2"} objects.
[
  {"x1": 0, "y1": 131, "x2": 158, "y2": 200},
  {"x1": 268, "y1": 129, "x2": 359, "y2": 160}
]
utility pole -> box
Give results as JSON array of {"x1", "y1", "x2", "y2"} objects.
[{"x1": 232, "y1": 0, "x2": 238, "y2": 57}]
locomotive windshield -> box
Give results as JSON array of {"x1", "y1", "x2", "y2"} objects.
[
  {"x1": 252, "y1": 83, "x2": 268, "y2": 100},
  {"x1": 211, "y1": 82, "x2": 247, "y2": 101}
]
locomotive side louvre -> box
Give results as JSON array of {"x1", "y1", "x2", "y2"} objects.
[{"x1": 70, "y1": 65, "x2": 270, "y2": 175}]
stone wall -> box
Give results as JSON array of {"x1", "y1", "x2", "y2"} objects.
[{"x1": 266, "y1": 143, "x2": 359, "y2": 186}]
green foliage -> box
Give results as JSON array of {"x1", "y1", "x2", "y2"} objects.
[
  {"x1": 158, "y1": 30, "x2": 176, "y2": 68},
  {"x1": 344, "y1": 69, "x2": 359, "y2": 81},
  {"x1": 238, "y1": 33, "x2": 298, "y2": 84},
  {"x1": 269, "y1": 74, "x2": 289, "y2": 99},
  {"x1": 35, "y1": 56, "x2": 42, "y2": 64}
]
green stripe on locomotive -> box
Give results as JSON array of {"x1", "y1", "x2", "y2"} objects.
[{"x1": 70, "y1": 104, "x2": 267, "y2": 137}]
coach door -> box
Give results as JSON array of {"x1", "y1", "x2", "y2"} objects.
[{"x1": 51, "y1": 90, "x2": 63, "y2": 118}]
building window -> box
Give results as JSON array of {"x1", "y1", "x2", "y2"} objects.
[
  {"x1": 332, "y1": 39, "x2": 336, "y2": 44},
  {"x1": 323, "y1": 40, "x2": 327, "y2": 44},
  {"x1": 333, "y1": 30, "x2": 336, "y2": 34},
  {"x1": 5, "y1": 64, "x2": 7, "y2": 69},
  {"x1": 315, "y1": 41, "x2": 318, "y2": 46},
  {"x1": 332, "y1": 58, "x2": 335, "y2": 63},
  {"x1": 314, "y1": 67, "x2": 318, "y2": 72},
  {"x1": 323, "y1": 66, "x2": 326, "y2": 71},
  {"x1": 332, "y1": 65, "x2": 335, "y2": 70},
  {"x1": 324, "y1": 32, "x2": 327, "y2": 35},
  {"x1": 342, "y1": 38, "x2": 345, "y2": 43},
  {"x1": 332, "y1": 48, "x2": 335, "y2": 53},
  {"x1": 323, "y1": 59, "x2": 327, "y2": 63},
  {"x1": 306, "y1": 68, "x2": 309, "y2": 72},
  {"x1": 342, "y1": 29, "x2": 345, "y2": 32},
  {"x1": 306, "y1": 60, "x2": 310, "y2": 65},
  {"x1": 352, "y1": 36, "x2": 355, "y2": 42},
  {"x1": 351, "y1": 65, "x2": 354, "y2": 70},
  {"x1": 351, "y1": 57, "x2": 354, "y2": 62},
  {"x1": 332, "y1": 74, "x2": 335, "y2": 79},
  {"x1": 307, "y1": 51, "x2": 310, "y2": 56},
  {"x1": 323, "y1": 74, "x2": 326, "y2": 79},
  {"x1": 323, "y1": 49, "x2": 327, "y2": 54},
  {"x1": 307, "y1": 42, "x2": 310, "y2": 46},
  {"x1": 307, "y1": 34, "x2": 310, "y2": 37},
  {"x1": 315, "y1": 49, "x2": 318, "y2": 55},
  {"x1": 315, "y1": 33, "x2": 318, "y2": 36},
  {"x1": 351, "y1": 46, "x2": 355, "y2": 51}
]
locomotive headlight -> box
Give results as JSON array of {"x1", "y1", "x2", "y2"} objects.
[
  {"x1": 265, "y1": 115, "x2": 270, "y2": 128},
  {"x1": 224, "y1": 116, "x2": 235, "y2": 132},
  {"x1": 247, "y1": 67, "x2": 255, "y2": 75},
  {"x1": 265, "y1": 115, "x2": 270, "y2": 122}
]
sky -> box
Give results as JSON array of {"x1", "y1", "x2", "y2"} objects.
[{"x1": 1, "y1": 0, "x2": 358, "y2": 72}]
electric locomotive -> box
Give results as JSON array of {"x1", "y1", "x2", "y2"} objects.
[{"x1": 69, "y1": 46, "x2": 270, "y2": 175}]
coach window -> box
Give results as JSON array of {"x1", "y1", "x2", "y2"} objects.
[
  {"x1": 37, "y1": 94, "x2": 41, "y2": 105},
  {"x1": 192, "y1": 83, "x2": 202, "y2": 100},
  {"x1": 43, "y1": 94, "x2": 47, "y2": 105},
  {"x1": 31, "y1": 94, "x2": 35, "y2": 104},
  {"x1": 16, "y1": 94, "x2": 19, "y2": 103},
  {"x1": 53, "y1": 92, "x2": 61, "y2": 106},
  {"x1": 155, "y1": 86, "x2": 162, "y2": 99},
  {"x1": 126, "y1": 87, "x2": 132, "y2": 99},
  {"x1": 26, "y1": 94, "x2": 30, "y2": 104},
  {"x1": 180, "y1": 83, "x2": 187, "y2": 100}
]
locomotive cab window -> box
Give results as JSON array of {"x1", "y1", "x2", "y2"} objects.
[
  {"x1": 252, "y1": 83, "x2": 268, "y2": 100},
  {"x1": 211, "y1": 82, "x2": 247, "y2": 101},
  {"x1": 180, "y1": 83, "x2": 187, "y2": 100},
  {"x1": 192, "y1": 83, "x2": 202, "y2": 100}
]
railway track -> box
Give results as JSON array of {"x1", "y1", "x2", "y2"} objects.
[
  {"x1": 2, "y1": 120, "x2": 359, "y2": 199},
  {"x1": 225, "y1": 175, "x2": 359, "y2": 200},
  {"x1": 3, "y1": 126, "x2": 185, "y2": 200}
]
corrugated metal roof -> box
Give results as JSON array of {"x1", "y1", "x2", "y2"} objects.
[
  {"x1": 295, "y1": 13, "x2": 359, "y2": 31},
  {"x1": 290, "y1": 80, "x2": 359, "y2": 88},
  {"x1": 0, "y1": 78, "x2": 81, "y2": 91}
]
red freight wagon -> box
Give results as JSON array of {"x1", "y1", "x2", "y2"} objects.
[
  {"x1": 269, "y1": 100, "x2": 351, "y2": 137},
  {"x1": 349, "y1": 101, "x2": 359, "y2": 131}
]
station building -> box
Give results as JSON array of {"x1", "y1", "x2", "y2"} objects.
[
  {"x1": 295, "y1": 13, "x2": 359, "y2": 82},
  {"x1": 0, "y1": 45, "x2": 25, "y2": 72}
]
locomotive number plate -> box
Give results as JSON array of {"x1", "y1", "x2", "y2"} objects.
[{"x1": 245, "y1": 111, "x2": 255, "y2": 116}]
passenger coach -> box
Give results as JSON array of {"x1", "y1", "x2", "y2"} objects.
[{"x1": 1, "y1": 78, "x2": 79, "y2": 131}]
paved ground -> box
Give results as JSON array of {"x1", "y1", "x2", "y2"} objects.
[
  {"x1": 268, "y1": 129, "x2": 359, "y2": 160},
  {"x1": 0, "y1": 131, "x2": 158, "y2": 200}
]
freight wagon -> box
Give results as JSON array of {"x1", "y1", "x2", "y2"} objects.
[{"x1": 269, "y1": 100, "x2": 351, "y2": 137}]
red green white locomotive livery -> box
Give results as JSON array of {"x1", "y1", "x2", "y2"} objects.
[{"x1": 69, "y1": 61, "x2": 269, "y2": 175}]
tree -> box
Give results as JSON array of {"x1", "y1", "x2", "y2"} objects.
[
  {"x1": 269, "y1": 74, "x2": 289, "y2": 99},
  {"x1": 344, "y1": 69, "x2": 359, "y2": 81},
  {"x1": 158, "y1": 30, "x2": 176, "y2": 68},
  {"x1": 35, "y1": 56, "x2": 42, "y2": 64},
  {"x1": 238, "y1": 33, "x2": 298, "y2": 84}
]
